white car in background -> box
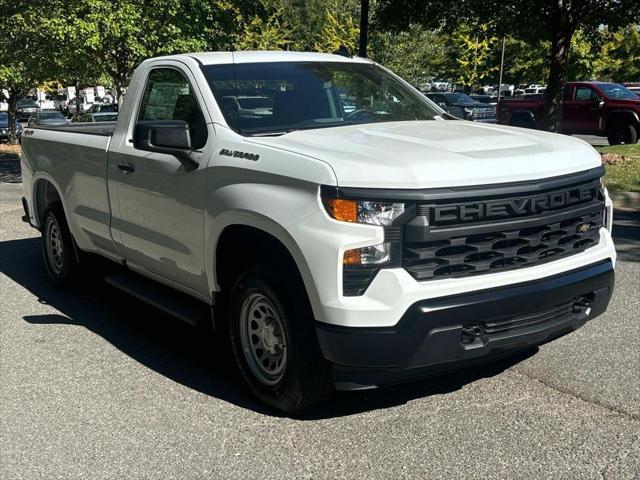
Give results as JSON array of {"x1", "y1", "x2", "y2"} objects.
[{"x1": 67, "y1": 95, "x2": 93, "y2": 115}]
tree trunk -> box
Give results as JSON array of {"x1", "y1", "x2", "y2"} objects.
[
  {"x1": 7, "y1": 91, "x2": 19, "y2": 145},
  {"x1": 540, "y1": 3, "x2": 574, "y2": 132},
  {"x1": 74, "y1": 79, "x2": 82, "y2": 121},
  {"x1": 115, "y1": 78, "x2": 126, "y2": 108}
]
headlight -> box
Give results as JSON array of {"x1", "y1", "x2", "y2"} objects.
[
  {"x1": 323, "y1": 198, "x2": 404, "y2": 226},
  {"x1": 463, "y1": 107, "x2": 475, "y2": 119},
  {"x1": 322, "y1": 195, "x2": 406, "y2": 288}
]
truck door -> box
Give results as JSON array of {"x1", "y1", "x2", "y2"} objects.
[
  {"x1": 107, "y1": 65, "x2": 213, "y2": 297},
  {"x1": 564, "y1": 85, "x2": 601, "y2": 133}
]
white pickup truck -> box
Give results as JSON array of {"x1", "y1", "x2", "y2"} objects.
[{"x1": 21, "y1": 51, "x2": 616, "y2": 412}]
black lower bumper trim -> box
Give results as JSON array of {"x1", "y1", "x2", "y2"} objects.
[{"x1": 316, "y1": 260, "x2": 614, "y2": 389}]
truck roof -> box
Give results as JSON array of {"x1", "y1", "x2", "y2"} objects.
[{"x1": 154, "y1": 51, "x2": 373, "y2": 66}]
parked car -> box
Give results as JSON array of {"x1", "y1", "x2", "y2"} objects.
[
  {"x1": 27, "y1": 111, "x2": 69, "y2": 127},
  {"x1": 86, "y1": 102, "x2": 118, "y2": 114},
  {"x1": 76, "y1": 112, "x2": 119, "y2": 123},
  {"x1": 524, "y1": 85, "x2": 546, "y2": 95},
  {"x1": 16, "y1": 98, "x2": 39, "y2": 121},
  {"x1": 53, "y1": 94, "x2": 68, "y2": 113},
  {"x1": 21, "y1": 51, "x2": 615, "y2": 412},
  {"x1": 627, "y1": 86, "x2": 640, "y2": 97},
  {"x1": 425, "y1": 92, "x2": 497, "y2": 122},
  {"x1": 497, "y1": 81, "x2": 640, "y2": 145},
  {"x1": 0, "y1": 112, "x2": 23, "y2": 141},
  {"x1": 36, "y1": 94, "x2": 56, "y2": 111},
  {"x1": 67, "y1": 94, "x2": 93, "y2": 115},
  {"x1": 469, "y1": 94, "x2": 497, "y2": 105}
]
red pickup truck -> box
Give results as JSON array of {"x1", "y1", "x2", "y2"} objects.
[{"x1": 497, "y1": 81, "x2": 640, "y2": 145}]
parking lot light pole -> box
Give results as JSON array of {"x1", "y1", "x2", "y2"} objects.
[{"x1": 359, "y1": 0, "x2": 369, "y2": 58}]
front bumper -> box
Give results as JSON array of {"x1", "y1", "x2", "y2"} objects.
[{"x1": 317, "y1": 260, "x2": 614, "y2": 390}]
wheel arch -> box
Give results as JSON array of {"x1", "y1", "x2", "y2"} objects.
[
  {"x1": 605, "y1": 110, "x2": 640, "y2": 131},
  {"x1": 32, "y1": 176, "x2": 66, "y2": 227},
  {"x1": 509, "y1": 109, "x2": 536, "y2": 127},
  {"x1": 209, "y1": 213, "x2": 324, "y2": 324}
]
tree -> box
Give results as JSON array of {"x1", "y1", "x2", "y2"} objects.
[
  {"x1": 375, "y1": 0, "x2": 640, "y2": 131},
  {"x1": 369, "y1": 25, "x2": 448, "y2": 87},
  {"x1": 0, "y1": 2, "x2": 58, "y2": 143},
  {"x1": 593, "y1": 25, "x2": 640, "y2": 82},
  {"x1": 445, "y1": 23, "x2": 498, "y2": 90}
]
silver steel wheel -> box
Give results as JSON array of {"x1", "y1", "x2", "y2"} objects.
[
  {"x1": 45, "y1": 218, "x2": 64, "y2": 275},
  {"x1": 239, "y1": 293, "x2": 287, "y2": 386}
]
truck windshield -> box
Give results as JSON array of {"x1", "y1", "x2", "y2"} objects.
[
  {"x1": 201, "y1": 61, "x2": 441, "y2": 135},
  {"x1": 598, "y1": 83, "x2": 639, "y2": 100}
]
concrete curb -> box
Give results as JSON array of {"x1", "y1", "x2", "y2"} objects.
[{"x1": 610, "y1": 191, "x2": 639, "y2": 211}]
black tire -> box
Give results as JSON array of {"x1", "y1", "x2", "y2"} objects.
[
  {"x1": 607, "y1": 122, "x2": 638, "y2": 146},
  {"x1": 510, "y1": 115, "x2": 534, "y2": 129},
  {"x1": 41, "y1": 203, "x2": 80, "y2": 286},
  {"x1": 228, "y1": 269, "x2": 333, "y2": 413}
]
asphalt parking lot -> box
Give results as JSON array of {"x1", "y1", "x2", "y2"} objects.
[{"x1": 1, "y1": 176, "x2": 639, "y2": 478}]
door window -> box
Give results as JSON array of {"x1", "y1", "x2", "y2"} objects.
[
  {"x1": 138, "y1": 68, "x2": 208, "y2": 149},
  {"x1": 573, "y1": 87, "x2": 598, "y2": 102}
]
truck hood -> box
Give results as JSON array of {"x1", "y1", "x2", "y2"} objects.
[{"x1": 246, "y1": 120, "x2": 602, "y2": 189}]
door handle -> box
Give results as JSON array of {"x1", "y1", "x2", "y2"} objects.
[{"x1": 117, "y1": 162, "x2": 135, "y2": 173}]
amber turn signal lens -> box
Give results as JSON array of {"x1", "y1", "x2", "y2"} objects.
[
  {"x1": 324, "y1": 198, "x2": 357, "y2": 223},
  {"x1": 343, "y1": 248, "x2": 361, "y2": 265}
]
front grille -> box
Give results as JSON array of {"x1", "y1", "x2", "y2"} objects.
[
  {"x1": 404, "y1": 211, "x2": 602, "y2": 280},
  {"x1": 401, "y1": 171, "x2": 605, "y2": 281}
]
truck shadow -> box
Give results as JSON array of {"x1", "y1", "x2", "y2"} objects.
[
  {"x1": 3, "y1": 236, "x2": 534, "y2": 420},
  {"x1": 612, "y1": 210, "x2": 640, "y2": 263},
  {"x1": 0, "y1": 152, "x2": 22, "y2": 183}
]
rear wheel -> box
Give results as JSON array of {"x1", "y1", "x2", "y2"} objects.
[
  {"x1": 510, "y1": 115, "x2": 534, "y2": 129},
  {"x1": 228, "y1": 270, "x2": 333, "y2": 413},
  {"x1": 41, "y1": 203, "x2": 80, "y2": 286},
  {"x1": 607, "y1": 122, "x2": 638, "y2": 145}
]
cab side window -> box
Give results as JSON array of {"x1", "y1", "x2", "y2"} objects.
[
  {"x1": 138, "y1": 68, "x2": 208, "y2": 149},
  {"x1": 574, "y1": 87, "x2": 598, "y2": 102}
]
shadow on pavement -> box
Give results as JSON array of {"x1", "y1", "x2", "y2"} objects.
[
  {"x1": 0, "y1": 153, "x2": 21, "y2": 183},
  {"x1": 612, "y1": 209, "x2": 640, "y2": 263},
  {"x1": 1, "y1": 236, "x2": 535, "y2": 419}
]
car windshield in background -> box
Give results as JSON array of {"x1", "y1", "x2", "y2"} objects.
[
  {"x1": 444, "y1": 93, "x2": 476, "y2": 105},
  {"x1": 17, "y1": 99, "x2": 37, "y2": 108},
  {"x1": 0, "y1": 112, "x2": 7, "y2": 125},
  {"x1": 201, "y1": 61, "x2": 440, "y2": 135},
  {"x1": 599, "y1": 83, "x2": 638, "y2": 100},
  {"x1": 39, "y1": 112, "x2": 65, "y2": 119}
]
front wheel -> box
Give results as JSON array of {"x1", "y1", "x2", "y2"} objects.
[{"x1": 229, "y1": 271, "x2": 333, "y2": 413}]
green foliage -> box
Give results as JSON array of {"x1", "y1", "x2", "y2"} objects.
[
  {"x1": 593, "y1": 25, "x2": 640, "y2": 82},
  {"x1": 369, "y1": 25, "x2": 447, "y2": 87},
  {"x1": 446, "y1": 23, "x2": 497, "y2": 88},
  {"x1": 235, "y1": 2, "x2": 294, "y2": 50},
  {"x1": 313, "y1": 1, "x2": 360, "y2": 53}
]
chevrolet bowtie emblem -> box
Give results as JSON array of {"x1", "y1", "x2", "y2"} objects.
[{"x1": 576, "y1": 223, "x2": 591, "y2": 233}]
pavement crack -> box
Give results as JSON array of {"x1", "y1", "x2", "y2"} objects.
[{"x1": 510, "y1": 368, "x2": 640, "y2": 421}]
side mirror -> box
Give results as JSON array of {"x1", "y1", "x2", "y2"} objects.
[
  {"x1": 598, "y1": 100, "x2": 605, "y2": 108},
  {"x1": 133, "y1": 120, "x2": 198, "y2": 168}
]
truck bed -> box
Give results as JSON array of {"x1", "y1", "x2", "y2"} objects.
[{"x1": 30, "y1": 122, "x2": 116, "y2": 136}]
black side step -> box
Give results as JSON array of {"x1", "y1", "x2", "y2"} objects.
[{"x1": 105, "y1": 274, "x2": 211, "y2": 327}]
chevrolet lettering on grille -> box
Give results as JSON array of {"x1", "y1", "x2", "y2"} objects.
[{"x1": 430, "y1": 185, "x2": 598, "y2": 224}]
